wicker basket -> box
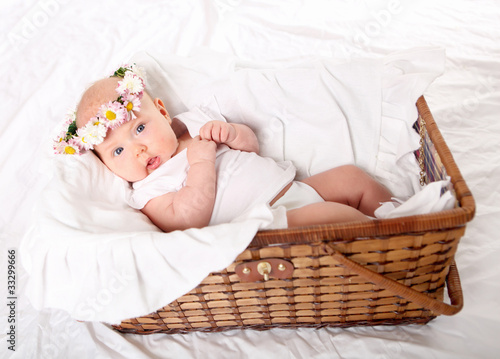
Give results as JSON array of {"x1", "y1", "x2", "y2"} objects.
[{"x1": 113, "y1": 97, "x2": 475, "y2": 334}]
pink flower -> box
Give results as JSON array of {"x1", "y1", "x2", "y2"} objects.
[
  {"x1": 54, "y1": 139, "x2": 81, "y2": 155},
  {"x1": 123, "y1": 93, "x2": 141, "y2": 115},
  {"x1": 98, "y1": 101, "x2": 127, "y2": 129}
]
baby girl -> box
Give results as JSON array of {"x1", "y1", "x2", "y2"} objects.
[{"x1": 54, "y1": 65, "x2": 391, "y2": 232}]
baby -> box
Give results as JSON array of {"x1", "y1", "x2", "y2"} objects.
[{"x1": 55, "y1": 65, "x2": 391, "y2": 232}]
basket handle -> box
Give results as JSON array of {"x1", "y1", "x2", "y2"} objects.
[{"x1": 324, "y1": 244, "x2": 463, "y2": 316}]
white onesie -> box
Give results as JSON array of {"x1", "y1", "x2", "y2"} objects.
[{"x1": 126, "y1": 105, "x2": 298, "y2": 227}]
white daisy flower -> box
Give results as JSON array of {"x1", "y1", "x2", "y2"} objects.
[
  {"x1": 123, "y1": 93, "x2": 141, "y2": 113},
  {"x1": 98, "y1": 101, "x2": 127, "y2": 129},
  {"x1": 129, "y1": 64, "x2": 147, "y2": 84},
  {"x1": 64, "y1": 108, "x2": 77, "y2": 124},
  {"x1": 116, "y1": 72, "x2": 144, "y2": 95},
  {"x1": 77, "y1": 121, "x2": 107, "y2": 149},
  {"x1": 54, "y1": 140, "x2": 80, "y2": 155}
]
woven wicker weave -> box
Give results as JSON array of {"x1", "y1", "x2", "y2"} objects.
[{"x1": 113, "y1": 97, "x2": 475, "y2": 334}]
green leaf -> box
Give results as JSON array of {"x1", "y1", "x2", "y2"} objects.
[
  {"x1": 67, "y1": 120, "x2": 77, "y2": 136},
  {"x1": 113, "y1": 67, "x2": 127, "y2": 78}
]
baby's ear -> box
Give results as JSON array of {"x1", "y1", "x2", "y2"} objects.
[{"x1": 154, "y1": 98, "x2": 171, "y2": 121}]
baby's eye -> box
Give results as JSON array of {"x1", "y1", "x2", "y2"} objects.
[
  {"x1": 136, "y1": 124, "x2": 145, "y2": 134},
  {"x1": 113, "y1": 147, "x2": 124, "y2": 157}
]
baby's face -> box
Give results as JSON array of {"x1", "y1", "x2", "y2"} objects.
[{"x1": 94, "y1": 95, "x2": 179, "y2": 182}]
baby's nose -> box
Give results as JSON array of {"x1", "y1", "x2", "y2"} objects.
[{"x1": 135, "y1": 144, "x2": 147, "y2": 156}]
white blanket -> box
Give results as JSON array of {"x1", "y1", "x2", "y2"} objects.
[{"x1": 20, "y1": 47, "x2": 445, "y2": 324}]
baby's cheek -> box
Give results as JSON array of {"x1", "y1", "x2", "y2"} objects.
[{"x1": 113, "y1": 156, "x2": 133, "y2": 180}]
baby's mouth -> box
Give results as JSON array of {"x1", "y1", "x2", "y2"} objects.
[{"x1": 147, "y1": 156, "x2": 161, "y2": 170}]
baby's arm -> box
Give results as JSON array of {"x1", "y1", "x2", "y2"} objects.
[
  {"x1": 199, "y1": 121, "x2": 259, "y2": 154},
  {"x1": 141, "y1": 137, "x2": 217, "y2": 232}
]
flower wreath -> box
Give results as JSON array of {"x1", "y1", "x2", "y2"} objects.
[{"x1": 53, "y1": 64, "x2": 147, "y2": 155}]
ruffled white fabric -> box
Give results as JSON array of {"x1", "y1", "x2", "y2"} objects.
[
  {"x1": 375, "y1": 47, "x2": 446, "y2": 198},
  {"x1": 21, "y1": 152, "x2": 276, "y2": 323},
  {"x1": 375, "y1": 178, "x2": 455, "y2": 219},
  {"x1": 21, "y1": 47, "x2": 446, "y2": 324}
]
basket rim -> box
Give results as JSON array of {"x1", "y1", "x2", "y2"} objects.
[{"x1": 250, "y1": 96, "x2": 475, "y2": 247}]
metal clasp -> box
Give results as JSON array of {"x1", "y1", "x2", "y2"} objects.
[
  {"x1": 257, "y1": 261, "x2": 272, "y2": 281},
  {"x1": 235, "y1": 259, "x2": 293, "y2": 282}
]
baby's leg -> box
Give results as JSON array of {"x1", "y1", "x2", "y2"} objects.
[
  {"x1": 301, "y1": 165, "x2": 391, "y2": 217},
  {"x1": 287, "y1": 202, "x2": 370, "y2": 227}
]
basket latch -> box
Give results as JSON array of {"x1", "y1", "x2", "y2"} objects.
[{"x1": 235, "y1": 259, "x2": 293, "y2": 282}]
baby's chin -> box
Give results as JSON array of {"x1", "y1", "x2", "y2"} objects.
[
  {"x1": 108, "y1": 169, "x2": 147, "y2": 184},
  {"x1": 122, "y1": 174, "x2": 148, "y2": 183}
]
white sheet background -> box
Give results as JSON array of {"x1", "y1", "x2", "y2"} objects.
[{"x1": 1, "y1": 0, "x2": 499, "y2": 358}]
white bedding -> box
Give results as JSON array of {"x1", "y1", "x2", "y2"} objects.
[{"x1": 2, "y1": 0, "x2": 499, "y2": 358}]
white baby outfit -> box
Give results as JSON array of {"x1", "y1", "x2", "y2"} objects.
[{"x1": 126, "y1": 105, "x2": 323, "y2": 229}]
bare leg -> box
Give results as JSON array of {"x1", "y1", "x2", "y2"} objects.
[
  {"x1": 287, "y1": 202, "x2": 370, "y2": 227},
  {"x1": 300, "y1": 165, "x2": 392, "y2": 217}
]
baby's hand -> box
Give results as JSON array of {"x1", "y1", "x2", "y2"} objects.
[
  {"x1": 187, "y1": 136, "x2": 217, "y2": 165},
  {"x1": 199, "y1": 121, "x2": 237, "y2": 145}
]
